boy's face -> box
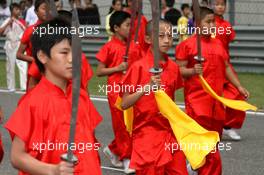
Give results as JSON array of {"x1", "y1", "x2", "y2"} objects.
[
  {"x1": 158, "y1": 23, "x2": 173, "y2": 53},
  {"x1": 115, "y1": 18, "x2": 131, "y2": 39},
  {"x1": 40, "y1": 39, "x2": 73, "y2": 80},
  {"x1": 201, "y1": 13, "x2": 215, "y2": 36},
  {"x1": 214, "y1": 0, "x2": 226, "y2": 16},
  {"x1": 35, "y1": 2, "x2": 49, "y2": 21},
  {"x1": 146, "y1": 22, "x2": 173, "y2": 54},
  {"x1": 183, "y1": 7, "x2": 191, "y2": 17},
  {"x1": 12, "y1": 7, "x2": 21, "y2": 17}
]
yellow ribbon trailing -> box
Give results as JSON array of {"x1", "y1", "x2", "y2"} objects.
[
  {"x1": 115, "y1": 96, "x2": 134, "y2": 135},
  {"x1": 198, "y1": 75, "x2": 257, "y2": 111},
  {"x1": 154, "y1": 90, "x2": 220, "y2": 170}
]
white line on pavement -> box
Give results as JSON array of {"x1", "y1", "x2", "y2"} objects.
[{"x1": 1, "y1": 89, "x2": 263, "y2": 117}]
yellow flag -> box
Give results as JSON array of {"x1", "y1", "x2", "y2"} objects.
[
  {"x1": 198, "y1": 75, "x2": 257, "y2": 111},
  {"x1": 115, "y1": 96, "x2": 134, "y2": 135},
  {"x1": 154, "y1": 90, "x2": 220, "y2": 170}
]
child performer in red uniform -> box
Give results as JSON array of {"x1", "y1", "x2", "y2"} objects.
[
  {"x1": 214, "y1": 0, "x2": 245, "y2": 141},
  {"x1": 120, "y1": 19, "x2": 188, "y2": 175},
  {"x1": 16, "y1": 0, "x2": 49, "y2": 90},
  {"x1": 25, "y1": 10, "x2": 94, "y2": 91},
  {"x1": 96, "y1": 11, "x2": 142, "y2": 174},
  {"x1": 176, "y1": 7, "x2": 249, "y2": 175},
  {"x1": 5, "y1": 18, "x2": 102, "y2": 175}
]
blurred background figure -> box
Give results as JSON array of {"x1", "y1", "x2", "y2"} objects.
[
  {"x1": 0, "y1": 0, "x2": 10, "y2": 20},
  {"x1": 106, "y1": 0, "x2": 123, "y2": 40},
  {"x1": 19, "y1": 0, "x2": 27, "y2": 19},
  {"x1": 178, "y1": 3, "x2": 191, "y2": 42},
  {"x1": 201, "y1": 0, "x2": 209, "y2": 7},
  {"x1": 164, "y1": 0, "x2": 181, "y2": 26},
  {"x1": 77, "y1": 0, "x2": 100, "y2": 25},
  {"x1": 55, "y1": 0, "x2": 63, "y2": 11},
  {"x1": 25, "y1": 0, "x2": 37, "y2": 25},
  {"x1": 187, "y1": 5, "x2": 195, "y2": 36},
  {"x1": 0, "y1": 3, "x2": 27, "y2": 92},
  {"x1": 161, "y1": 0, "x2": 169, "y2": 19}
]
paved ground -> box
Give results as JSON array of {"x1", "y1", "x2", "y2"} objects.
[{"x1": 0, "y1": 90, "x2": 264, "y2": 175}]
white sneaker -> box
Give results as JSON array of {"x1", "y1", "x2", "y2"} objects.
[
  {"x1": 187, "y1": 163, "x2": 198, "y2": 175},
  {"x1": 103, "y1": 146, "x2": 123, "y2": 168},
  {"x1": 123, "y1": 159, "x2": 135, "y2": 174},
  {"x1": 223, "y1": 129, "x2": 241, "y2": 141}
]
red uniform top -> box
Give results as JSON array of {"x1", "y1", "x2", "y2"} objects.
[
  {"x1": 123, "y1": 9, "x2": 149, "y2": 51},
  {"x1": 20, "y1": 20, "x2": 42, "y2": 87},
  {"x1": 176, "y1": 35, "x2": 228, "y2": 120},
  {"x1": 28, "y1": 54, "x2": 93, "y2": 90},
  {"x1": 120, "y1": 49, "x2": 183, "y2": 169},
  {"x1": 21, "y1": 20, "x2": 42, "y2": 58},
  {"x1": 131, "y1": 15, "x2": 149, "y2": 51},
  {"x1": 5, "y1": 77, "x2": 102, "y2": 175},
  {"x1": 215, "y1": 15, "x2": 236, "y2": 55},
  {"x1": 96, "y1": 36, "x2": 142, "y2": 87}
]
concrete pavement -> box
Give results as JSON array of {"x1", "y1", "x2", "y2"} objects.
[{"x1": 0, "y1": 91, "x2": 264, "y2": 175}]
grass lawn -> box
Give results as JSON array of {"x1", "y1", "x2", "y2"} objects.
[{"x1": 0, "y1": 60, "x2": 263, "y2": 109}]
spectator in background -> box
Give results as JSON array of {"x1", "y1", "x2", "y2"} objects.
[
  {"x1": 69, "y1": 0, "x2": 81, "y2": 8},
  {"x1": 25, "y1": 0, "x2": 38, "y2": 25},
  {"x1": 0, "y1": 0, "x2": 10, "y2": 19},
  {"x1": 19, "y1": 0, "x2": 27, "y2": 19},
  {"x1": 78, "y1": 0, "x2": 100, "y2": 25},
  {"x1": 164, "y1": 0, "x2": 181, "y2": 26},
  {"x1": 0, "y1": 3, "x2": 27, "y2": 92},
  {"x1": 106, "y1": 0, "x2": 123, "y2": 40},
  {"x1": 55, "y1": 0, "x2": 63, "y2": 11},
  {"x1": 187, "y1": 5, "x2": 195, "y2": 35},
  {"x1": 178, "y1": 3, "x2": 191, "y2": 42},
  {"x1": 161, "y1": 0, "x2": 170, "y2": 19}
]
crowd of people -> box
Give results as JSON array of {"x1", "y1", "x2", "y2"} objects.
[{"x1": 0, "y1": 0, "x2": 251, "y2": 175}]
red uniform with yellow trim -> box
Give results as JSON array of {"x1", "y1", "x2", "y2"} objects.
[
  {"x1": 215, "y1": 15, "x2": 246, "y2": 129},
  {"x1": 96, "y1": 36, "x2": 142, "y2": 160},
  {"x1": 120, "y1": 49, "x2": 188, "y2": 175},
  {"x1": 176, "y1": 35, "x2": 228, "y2": 175}
]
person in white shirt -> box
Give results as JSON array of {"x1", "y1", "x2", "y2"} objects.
[
  {"x1": 0, "y1": 0, "x2": 10, "y2": 18},
  {"x1": 25, "y1": 0, "x2": 38, "y2": 25},
  {"x1": 0, "y1": 3, "x2": 28, "y2": 92}
]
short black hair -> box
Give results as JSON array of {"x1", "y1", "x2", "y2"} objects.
[
  {"x1": 58, "y1": 10, "x2": 72, "y2": 23},
  {"x1": 31, "y1": 17, "x2": 72, "y2": 72},
  {"x1": 200, "y1": 6, "x2": 214, "y2": 20},
  {"x1": 166, "y1": 0, "x2": 175, "y2": 8},
  {"x1": 110, "y1": 11, "x2": 131, "y2": 33},
  {"x1": 181, "y1": 3, "x2": 190, "y2": 11},
  {"x1": 10, "y1": 3, "x2": 20, "y2": 12},
  {"x1": 165, "y1": 8, "x2": 181, "y2": 26},
  {"x1": 145, "y1": 19, "x2": 172, "y2": 36},
  {"x1": 34, "y1": 0, "x2": 48, "y2": 12}
]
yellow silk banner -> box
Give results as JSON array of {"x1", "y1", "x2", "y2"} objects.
[
  {"x1": 154, "y1": 90, "x2": 220, "y2": 170},
  {"x1": 198, "y1": 75, "x2": 257, "y2": 112}
]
